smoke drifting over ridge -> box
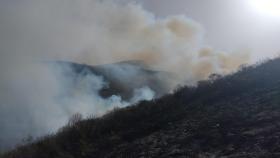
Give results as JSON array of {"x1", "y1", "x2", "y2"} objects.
[{"x1": 0, "y1": 0, "x2": 249, "y2": 149}]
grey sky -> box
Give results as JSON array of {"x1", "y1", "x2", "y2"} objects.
[
  {"x1": 2, "y1": 0, "x2": 280, "y2": 61},
  {"x1": 128, "y1": 0, "x2": 280, "y2": 61}
]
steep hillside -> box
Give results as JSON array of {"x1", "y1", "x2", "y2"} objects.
[
  {"x1": 2, "y1": 58, "x2": 280, "y2": 158},
  {"x1": 53, "y1": 60, "x2": 173, "y2": 100}
]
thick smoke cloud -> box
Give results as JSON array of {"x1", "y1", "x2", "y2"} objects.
[{"x1": 0, "y1": 0, "x2": 249, "y2": 150}]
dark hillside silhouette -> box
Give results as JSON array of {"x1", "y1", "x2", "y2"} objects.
[
  {"x1": 2, "y1": 57, "x2": 280, "y2": 158},
  {"x1": 52, "y1": 60, "x2": 172, "y2": 100}
]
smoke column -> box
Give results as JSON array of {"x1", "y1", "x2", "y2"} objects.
[{"x1": 0, "y1": 0, "x2": 250, "y2": 150}]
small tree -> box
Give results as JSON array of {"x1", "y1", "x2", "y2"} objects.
[
  {"x1": 68, "y1": 113, "x2": 83, "y2": 126},
  {"x1": 209, "y1": 73, "x2": 222, "y2": 82}
]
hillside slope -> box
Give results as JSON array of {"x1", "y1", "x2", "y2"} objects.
[
  {"x1": 53, "y1": 60, "x2": 173, "y2": 100},
  {"x1": 2, "y1": 58, "x2": 280, "y2": 158}
]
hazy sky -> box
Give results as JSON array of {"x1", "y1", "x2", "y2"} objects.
[
  {"x1": 2, "y1": 0, "x2": 280, "y2": 61},
  {"x1": 128, "y1": 0, "x2": 280, "y2": 61}
]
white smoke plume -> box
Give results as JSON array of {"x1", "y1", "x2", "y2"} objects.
[{"x1": 0, "y1": 0, "x2": 250, "y2": 150}]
